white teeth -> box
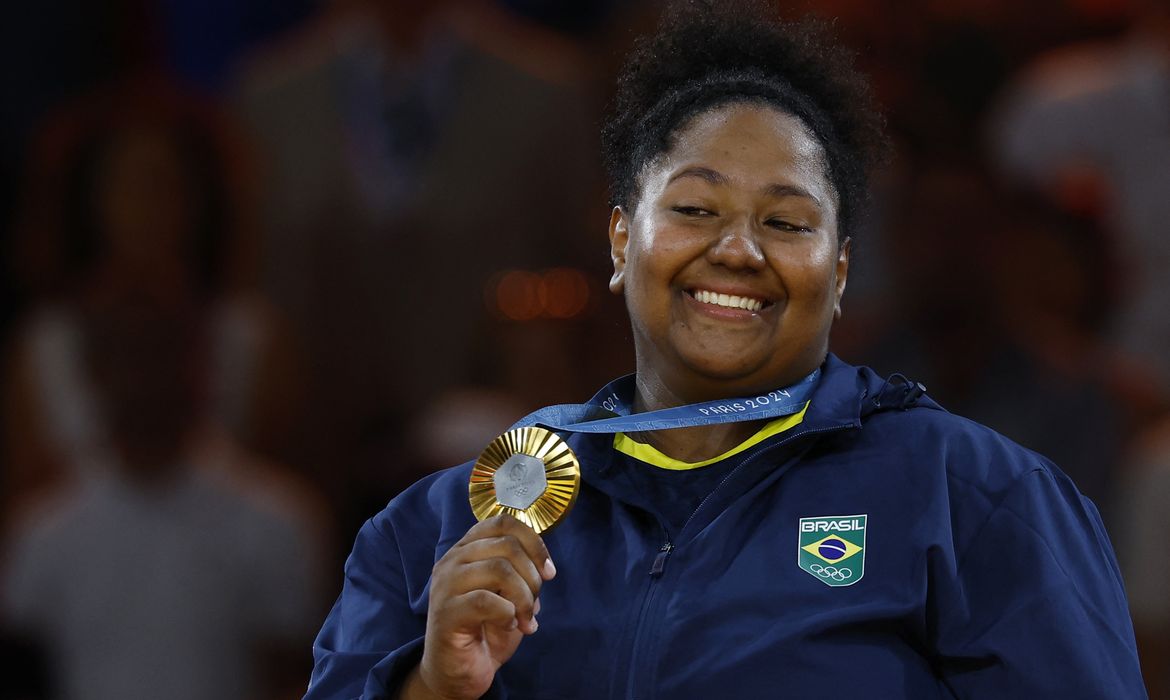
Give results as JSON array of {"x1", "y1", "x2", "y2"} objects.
[{"x1": 691, "y1": 289, "x2": 764, "y2": 312}]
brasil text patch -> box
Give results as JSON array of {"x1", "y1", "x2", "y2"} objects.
[{"x1": 798, "y1": 514, "x2": 866, "y2": 587}]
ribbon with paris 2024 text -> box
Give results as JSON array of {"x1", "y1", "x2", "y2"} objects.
[{"x1": 509, "y1": 369, "x2": 820, "y2": 435}]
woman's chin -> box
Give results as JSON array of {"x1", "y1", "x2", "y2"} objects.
[
  {"x1": 672, "y1": 346, "x2": 821, "y2": 397},
  {"x1": 678, "y1": 354, "x2": 772, "y2": 389}
]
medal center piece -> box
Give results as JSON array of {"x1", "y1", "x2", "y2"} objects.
[
  {"x1": 493, "y1": 453, "x2": 548, "y2": 510},
  {"x1": 471, "y1": 426, "x2": 581, "y2": 533}
]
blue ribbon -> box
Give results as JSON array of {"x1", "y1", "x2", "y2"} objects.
[{"x1": 511, "y1": 369, "x2": 820, "y2": 434}]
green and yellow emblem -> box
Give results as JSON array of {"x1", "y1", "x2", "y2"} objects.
[{"x1": 797, "y1": 514, "x2": 866, "y2": 587}]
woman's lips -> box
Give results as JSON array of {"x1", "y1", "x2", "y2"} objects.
[{"x1": 687, "y1": 288, "x2": 769, "y2": 312}]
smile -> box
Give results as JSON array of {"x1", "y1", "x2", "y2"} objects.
[{"x1": 688, "y1": 289, "x2": 768, "y2": 312}]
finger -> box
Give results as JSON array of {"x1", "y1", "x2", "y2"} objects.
[
  {"x1": 452, "y1": 558, "x2": 537, "y2": 616},
  {"x1": 474, "y1": 514, "x2": 556, "y2": 581},
  {"x1": 442, "y1": 558, "x2": 538, "y2": 634},
  {"x1": 443, "y1": 589, "x2": 519, "y2": 632},
  {"x1": 455, "y1": 536, "x2": 543, "y2": 598}
]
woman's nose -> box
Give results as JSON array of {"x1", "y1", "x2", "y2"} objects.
[{"x1": 706, "y1": 217, "x2": 766, "y2": 271}]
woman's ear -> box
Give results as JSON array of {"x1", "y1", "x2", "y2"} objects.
[
  {"x1": 834, "y1": 237, "x2": 851, "y2": 319},
  {"x1": 609, "y1": 206, "x2": 629, "y2": 294}
]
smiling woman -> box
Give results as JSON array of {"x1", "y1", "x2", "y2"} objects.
[
  {"x1": 304, "y1": 2, "x2": 1147, "y2": 699},
  {"x1": 610, "y1": 107, "x2": 847, "y2": 427}
]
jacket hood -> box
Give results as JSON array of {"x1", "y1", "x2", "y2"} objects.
[
  {"x1": 561, "y1": 353, "x2": 942, "y2": 492},
  {"x1": 813, "y1": 353, "x2": 943, "y2": 429}
]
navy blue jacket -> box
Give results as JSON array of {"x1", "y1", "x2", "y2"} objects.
[{"x1": 305, "y1": 356, "x2": 1146, "y2": 699}]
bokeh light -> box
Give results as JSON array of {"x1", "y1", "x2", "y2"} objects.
[{"x1": 489, "y1": 268, "x2": 593, "y2": 321}]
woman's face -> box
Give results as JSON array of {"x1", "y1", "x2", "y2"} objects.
[
  {"x1": 609, "y1": 103, "x2": 849, "y2": 401},
  {"x1": 95, "y1": 126, "x2": 194, "y2": 269}
]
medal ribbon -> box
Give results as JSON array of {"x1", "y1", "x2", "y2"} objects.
[{"x1": 511, "y1": 369, "x2": 820, "y2": 434}]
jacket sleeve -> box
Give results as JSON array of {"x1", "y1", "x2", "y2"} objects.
[
  {"x1": 303, "y1": 509, "x2": 508, "y2": 700},
  {"x1": 933, "y1": 467, "x2": 1147, "y2": 699},
  {"x1": 303, "y1": 517, "x2": 427, "y2": 699}
]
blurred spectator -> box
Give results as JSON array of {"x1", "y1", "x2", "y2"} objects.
[
  {"x1": 854, "y1": 164, "x2": 1004, "y2": 395},
  {"x1": 856, "y1": 165, "x2": 1126, "y2": 511},
  {"x1": 0, "y1": 1, "x2": 151, "y2": 349},
  {"x1": 963, "y1": 194, "x2": 1125, "y2": 514},
  {"x1": 989, "y1": 0, "x2": 1170, "y2": 400},
  {"x1": 3, "y1": 78, "x2": 307, "y2": 511},
  {"x1": 1, "y1": 303, "x2": 325, "y2": 700},
  {"x1": 988, "y1": 15, "x2": 1170, "y2": 688},
  {"x1": 233, "y1": 0, "x2": 606, "y2": 525}
]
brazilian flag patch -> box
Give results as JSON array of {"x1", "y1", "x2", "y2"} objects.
[{"x1": 798, "y1": 514, "x2": 866, "y2": 587}]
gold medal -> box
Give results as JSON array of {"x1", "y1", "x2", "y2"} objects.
[{"x1": 469, "y1": 426, "x2": 580, "y2": 534}]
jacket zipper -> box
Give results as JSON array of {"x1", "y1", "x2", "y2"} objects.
[
  {"x1": 624, "y1": 423, "x2": 856, "y2": 699},
  {"x1": 649, "y1": 542, "x2": 674, "y2": 576},
  {"x1": 623, "y1": 525, "x2": 671, "y2": 699}
]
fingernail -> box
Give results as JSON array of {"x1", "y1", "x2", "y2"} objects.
[
  {"x1": 533, "y1": 598, "x2": 541, "y2": 615},
  {"x1": 543, "y1": 558, "x2": 557, "y2": 579},
  {"x1": 530, "y1": 617, "x2": 539, "y2": 632}
]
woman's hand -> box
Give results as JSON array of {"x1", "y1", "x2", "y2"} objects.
[{"x1": 406, "y1": 515, "x2": 557, "y2": 700}]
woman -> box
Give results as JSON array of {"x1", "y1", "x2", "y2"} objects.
[
  {"x1": 2, "y1": 84, "x2": 325, "y2": 700},
  {"x1": 4, "y1": 84, "x2": 302, "y2": 504},
  {"x1": 305, "y1": 3, "x2": 1146, "y2": 698}
]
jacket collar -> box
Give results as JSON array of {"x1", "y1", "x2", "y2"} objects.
[
  {"x1": 801, "y1": 352, "x2": 868, "y2": 432},
  {"x1": 566, "y1": 353, "x2": 903, "y2": 482},
  {"x1": 560, "y1": 355, "x2": 943, "y2": 537}
]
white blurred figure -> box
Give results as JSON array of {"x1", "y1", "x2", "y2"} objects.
[
  {"x1": 1, "y1": 84, "x2": 326, "y2": 700},
  {"x1": 4, "y1": 84, "x2": 306, "y2": 513},
  {"x1": 990, "y1": 4, "x2": 1170, "y2": 694},
  {"x1": 988, "y1": 0, "x2": 1170, "y2": 398},
  {"x1": 2, "y1": 304, "x2": 325, "y2": 700}
]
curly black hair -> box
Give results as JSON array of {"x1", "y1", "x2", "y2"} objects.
[
  {"x1": 601, "y1": 0, "x2": 888, "y2": 240},
  {"x1": 62, "y1": 120, "x2": 228, "y2": 296}
]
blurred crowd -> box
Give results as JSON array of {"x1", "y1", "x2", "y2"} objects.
[{"x1": 1, "y1": 0, "x2": 1168, "y2": 698}]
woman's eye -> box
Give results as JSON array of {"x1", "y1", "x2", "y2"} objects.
[
  {"x1": 672, "y1": 206, "x2": 714, "y2": 217},
  {"x1": 766, "y1": 219, "x2": 813, "y2": 233}
]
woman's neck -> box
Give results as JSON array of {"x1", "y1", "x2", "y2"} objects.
[{"x1": 631, "y1": 371, "x2": 767, "y2": 463}]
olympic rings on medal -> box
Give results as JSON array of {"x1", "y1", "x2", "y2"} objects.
[{"x1": 809, "y1": 564, "x2": 852, "y2": 581}]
